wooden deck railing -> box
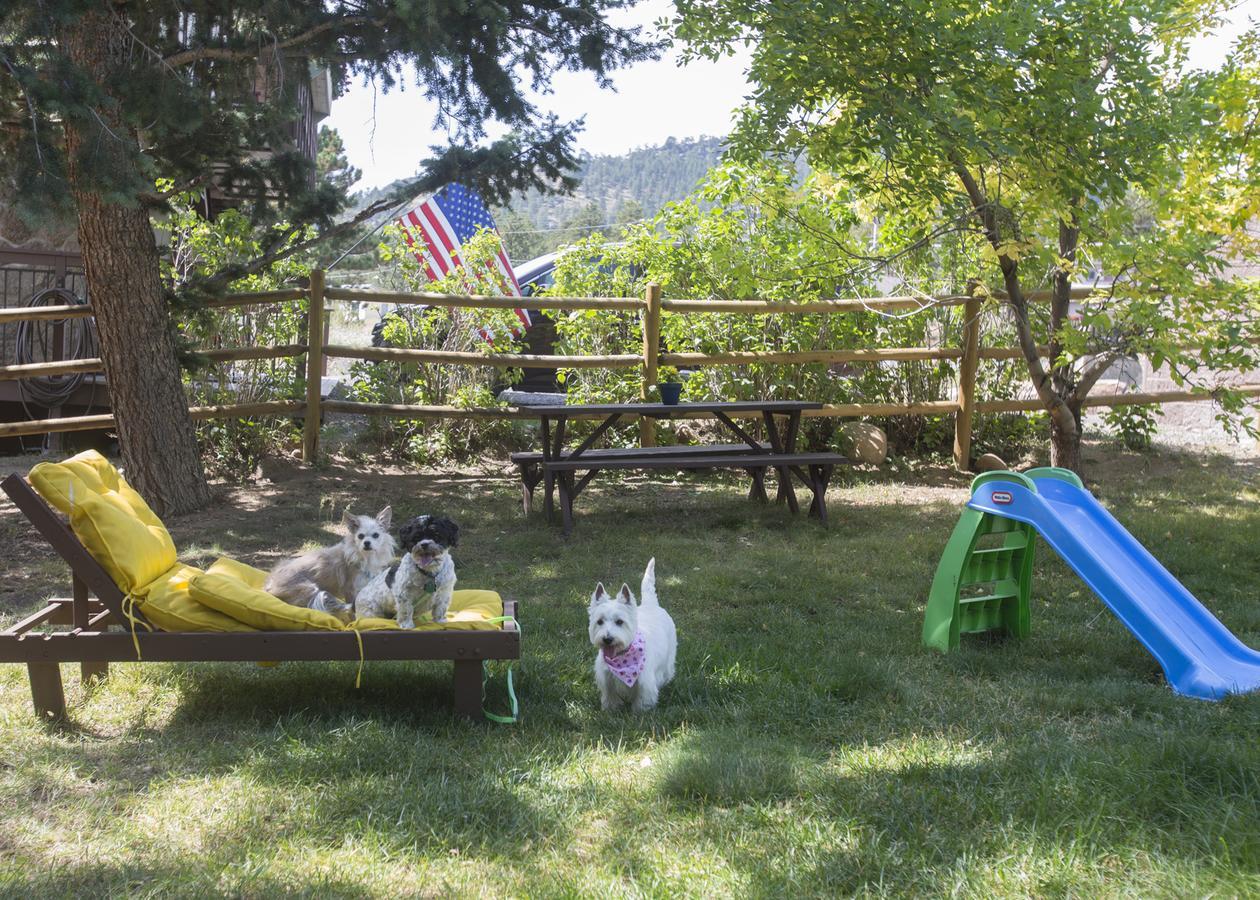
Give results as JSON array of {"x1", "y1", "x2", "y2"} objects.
[{"x1": 2, "y1": 270, "x2": 1255, "y2": 469}]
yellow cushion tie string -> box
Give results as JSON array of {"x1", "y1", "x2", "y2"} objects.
[
  {"x1": 348, "y1": 623, "x2": 366, "y2": 689},
  {"x1": 120, "y1": 594, "x2": 153, "y2": 660}
]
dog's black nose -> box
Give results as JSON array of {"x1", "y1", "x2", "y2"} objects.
[
  {"x1": 363, "y1": 541, "x2": 373, "y2": 550},
  {"x1": 602, "y1": 636, "x2": 614, "y2": 646}
]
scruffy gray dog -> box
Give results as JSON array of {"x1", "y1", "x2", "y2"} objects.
[{"x1": 264, "y1": 506, "x2": 395, "y2": 622}]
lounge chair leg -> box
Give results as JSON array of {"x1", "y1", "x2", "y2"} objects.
[
  {"x1": 452, "y1": 659, "x2": 482, "y2": 719},
  {"x1": 27, "y1": 662, "x2": 65, "y2": 721},
  {"x1": 81, "y1": 660, "x2": 108, "y2": 686}
]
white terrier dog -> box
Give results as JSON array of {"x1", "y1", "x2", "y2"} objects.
[
  {"x1": 589, "y1": 558, "x2": 676, "y2": 712},
  {"x1": 264, "y1": 507, "x2": 395, "y2": 622},
  {"x1": 355, "y1": 515, "x2": 459, "y2": 628}
]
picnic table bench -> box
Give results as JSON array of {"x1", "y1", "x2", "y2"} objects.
[{"x1": 515, "y1": 401, "x2": 848, "y2": 533}]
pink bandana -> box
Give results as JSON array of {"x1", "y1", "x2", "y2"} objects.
[{"x1": 602, "y1": 631, "x2": 646, "y2": 687}]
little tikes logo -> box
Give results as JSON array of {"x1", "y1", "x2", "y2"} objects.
[{"x1": 991, "y1": 490, "x2": 1013, "y2": 505}]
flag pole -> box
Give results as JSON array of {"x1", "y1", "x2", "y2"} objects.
[{"x1": 326, "y1": 196, "x2": 418, "y2": 273}]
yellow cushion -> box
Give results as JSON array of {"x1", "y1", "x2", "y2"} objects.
[
  {"x1": 205, "y1": 556, "x2": 269, "y2": 590},
  {"x1": 28, "y1": 450, "x2": 177, "y2": 594},
  {"x1": 190, "y1": 562, "x2": 345, "y2": 632},
  {"x1": 354, "y1": 590, "x2": 506, "y2": 631},
  {"x1": 139, "y1": 563, "x2": 257, "y2": 633}
]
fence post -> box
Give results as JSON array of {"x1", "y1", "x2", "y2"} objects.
[
  {"x1": 302, "y1": 269, "x2": 325, "y2": 463},
  {"x1": 640, "y1": 282, "x2": 662, "y2": 447},
  {"x1": 952, "y1": 294, "x2": 982, "y2": 471}
]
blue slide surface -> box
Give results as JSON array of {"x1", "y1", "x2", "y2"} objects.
[{"x1": 969, "y1": 476, "x2": 1260, "y2": 700}]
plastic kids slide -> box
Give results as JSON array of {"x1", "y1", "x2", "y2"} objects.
[{"x1": 923, "y1": 467, "x2": 1260, "y2": 700}]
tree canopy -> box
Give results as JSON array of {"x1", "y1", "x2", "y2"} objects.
[
  {"x1": 0, "y1": 0, "x2": 657, "y2": 511},
  {"x1": 2, "y1": 0, "x2": 659, "y2": 292},
  {"x1": 674, "y1": 0, "x2": 1260, "y2": 470}
]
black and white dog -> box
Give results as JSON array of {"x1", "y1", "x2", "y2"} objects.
[{"x1": 354, "y1": 515, "x2": 459, "y2": 628}]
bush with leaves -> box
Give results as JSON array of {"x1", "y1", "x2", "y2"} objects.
[
  {"x1": 346, "y1": 226, "x2": 533, "y2": 463},
  {"x1": 1103, "y1": 403, "x2": 1162, "y2": 452},
  {"x1": 156, "y1": 187, "x2": 313, "y2": 479},
  {"x1": 546, "y1": 160, "x2": 1042, "y2": 457}
]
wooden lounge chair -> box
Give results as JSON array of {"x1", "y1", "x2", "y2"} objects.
[{"x1": 0, "y1": 472, "x2": 520, "y2": 721}]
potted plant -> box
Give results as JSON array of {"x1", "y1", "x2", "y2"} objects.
[{"x1": 656, "y1": 366, "x2": 684, "y2": 405}]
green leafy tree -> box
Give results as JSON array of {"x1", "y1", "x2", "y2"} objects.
[
  {"x1": 156, "y1": 186, "x2": 312, "y2": 479},
  {"x1": 0, "y1": 2, "x2": 656, "y2": 512},
  {"x1": 494, "y1": 207, "x2": 552, "y2": 264},
  {"x1": 561, "y1": 200, "x2": 615, "y2": 242},
  {"x1": 548, "y1": 159, "x2": 1041, "y2": 455},
  {"x1": 313, "y1": 126, "x2": 373, "y2": 271},
  {"x1": 613, "y1": 198, "x2": 646, "y2": 228},
  {"x1": 674, "y1": 0, "x2": 1260, "y2": 471},
  {"x1": 350, "y1": 227, "x2": 528, "y2": 461},
  {"x1": 316, "y1": 126, "x2": 361, "y2": 198}
]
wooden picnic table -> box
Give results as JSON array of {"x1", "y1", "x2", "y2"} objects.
[{"x1": 514, "y1": 400, "x2": 847, "y2": 533}]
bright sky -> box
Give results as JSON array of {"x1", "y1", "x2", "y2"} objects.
[
  {"x1": 328, "y1": 0, "x2": 1258, "y2": 192},
  {"x1": 327, "y1": 0, "x2": 748, "y2": 190}
]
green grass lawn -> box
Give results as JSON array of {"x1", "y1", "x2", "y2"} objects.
[{"x1": 2, "y1": 444, "x2": 1260, "y2": 897}]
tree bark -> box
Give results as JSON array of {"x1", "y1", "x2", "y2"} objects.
[
  {"x1": 1047, "y1": 215, "x2": 1084, "y2": 474},
  {"x1": 951, "y1": 158, "x2": 1089, "y2": 476},
  {"x1": 1049, "y1": 401, "x2": 1083, "y2": 471},
  {"x1": 60, "y1": 11, "x2": 211, "y2": 516}
]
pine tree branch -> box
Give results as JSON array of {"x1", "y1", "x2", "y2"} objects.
[
  {"x1": 162, "y1": 16, "x2": 380, "y2": 67},
  {"x1": 0, "y1": 51, "x2": 48, "y2": 169},
  {"x1": 193, "y1": 191, "x2": 406, "y2": 294},
  {"x1": 138, "y1": 174, "x2": 213, "y2": 206}
]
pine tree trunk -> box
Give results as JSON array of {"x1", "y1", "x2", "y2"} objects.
[
  {"x1": 60, "y1": 12, "x2": 211, "y2": 516},
  {"x1": 1048, "y1": 401, "x2": 1083, "y2": 473}
]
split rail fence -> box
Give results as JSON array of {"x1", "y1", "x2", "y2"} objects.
[{"x1": 2, "y1": 268, "x2": 1257, "y2": 470}]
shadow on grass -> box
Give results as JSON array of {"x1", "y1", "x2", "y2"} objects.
[
  {"x1": 4, "y1": 857, "x2": 381, "y2": 897},
  {"x1": 4, "y1": 444, "x2": 1260, "y2": 893}
]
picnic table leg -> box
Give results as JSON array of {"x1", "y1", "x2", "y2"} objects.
[
  {"x1": 73, "y1": 575, "x2": 108, "y2": 685},
  {"x1": 548, "y1": 417, "x2": 568, "y2": 516},
  {"x1": 27, "y1": 662, "x2": 65, "y2": 721},
  {"x1": 808, "y1": 463, "x2": 834, "y2": 524},
  {"x1": 452, "y1": 659, "x2": 482, "y2": 719},
  {"x1": 522, "y1": 463, "x2": 544, "y2": 515},
  {"x1": 747, "y1": 466, "x2": 769, "y2": 503},
  {"x1": 560, "y1": 472, "x2": 577, "y2": 536},
  {"x1": 520, "y1": 464, "x2": 537, "y2": 515},
  {"x1": 763, "y1": 411, "x2": 800, "y2": 513}
]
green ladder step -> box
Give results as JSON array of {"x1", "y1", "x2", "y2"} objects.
[{"x1": 922, "y1": 469, "x2": 1046, "y2": 652}]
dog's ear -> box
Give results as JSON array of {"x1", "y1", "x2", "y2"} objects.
[
  {"x1": 591, "y1": 582, "x2": 609, "y2": 604},
  {"x1": 399, "y1": 515, "x2": 428, "y2": 549},
  {"x1": 341, "y1": 509, "x2": 357, "y2": 531},
  {"x1": 438, "y1": 517, "x2": 459, "y2": 548},
  {"x1": 617, "y1": 583, "x2": 635, "y2": 605},
  {"x1": 376, "y1": 506, "x2": 392, "y2": 529}
]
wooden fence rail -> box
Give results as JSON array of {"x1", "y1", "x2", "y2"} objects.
[{"x1": 1, "y1": 270, "x2": 1254, "y2": 471}]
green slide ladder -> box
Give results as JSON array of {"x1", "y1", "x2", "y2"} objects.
[{"x1": 922, "y1": 471, "x2": 1040, "y2": 651}]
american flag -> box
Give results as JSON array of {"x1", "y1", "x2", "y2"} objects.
[{"x1": 397, "y1": 184, "x2": 531, "y2": 338}]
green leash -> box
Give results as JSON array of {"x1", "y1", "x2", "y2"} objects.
[{"x1": 480, "y1": 615, "x2": 520, "y2": 724}]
